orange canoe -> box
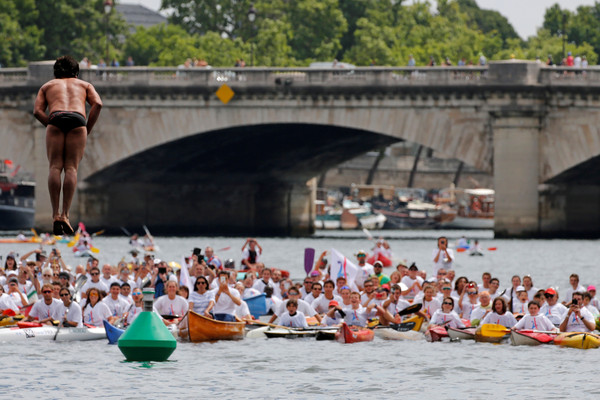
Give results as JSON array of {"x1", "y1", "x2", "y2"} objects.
[
  {"x1": 178, "y1": 311, "x2": 245, "y2": 342},
  {"x1": 335, "y1": 322, "x2": 374, "y2": 343}
]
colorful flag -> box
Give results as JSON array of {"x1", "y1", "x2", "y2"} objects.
[{"x1": 329, "y1": 248, "x2": 360, "y2": 287}]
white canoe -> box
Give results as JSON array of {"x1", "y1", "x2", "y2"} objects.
[
  {"x1": 0, "y1": 326, "x2": 106, "y2": 342},
  {"x1": 375, "y1": 328, "x2": 423, "y2": 341}
]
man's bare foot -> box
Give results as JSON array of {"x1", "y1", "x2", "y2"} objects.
[
  {"x1": 53, "y1": 219, "x2": 63, "y2": 235},
  {"x1": 58, "y1": 217, "x2": 75, "y2": 235}
]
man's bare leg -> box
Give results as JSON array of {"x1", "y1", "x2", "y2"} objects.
[
  {"x1": 60, "y1": 126, "x2": 87, "y2": 234},
  {"x1": 46, "y1": 125, "x2": 65, "y2": 233}
]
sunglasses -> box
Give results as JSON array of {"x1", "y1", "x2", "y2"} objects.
[
  {"x1": 196, "y1": 281, "x2": 207, "y2": 286},
  {"x1": 544, "y1": 293, "x2": 554, "y2": 298},
  {"x1": 467, "y1": 292, "x2": 477, "y2": 295},
  {"x1": 443, "y1": 302, "x2": 453, "y2": 306},
  {"x1": 42, "y1": 290, "x2": 52, "y2": 294},
  {"x1": 59, "y1": 293, "x2": 70, "y2": 297},
  {"x1": 132, "y1": 292, "x2": 142, "y2": 295},
  {"x1": 91, "y1": 273, "x2": 99, "y2": 276},
  {"x1": 42, "y1": 274, "x2": 52, "y2": 277},
  {"x1": 442, "y1": 287, "x2": 452, "y2": 291}
]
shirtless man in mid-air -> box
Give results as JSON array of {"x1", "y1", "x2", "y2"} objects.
[{"x1": 33, "y1": 55, "x2": 102, "y2": 235}]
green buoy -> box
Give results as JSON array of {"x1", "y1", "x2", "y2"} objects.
[{"x1": 118, "y1": 289, "x2": 177, "y2": 362}]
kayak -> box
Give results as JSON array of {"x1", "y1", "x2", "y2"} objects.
[
  {"x1": 425, "y1": 325, "x2": 448, "y2": 342},
  {"x1": 447, "y1": 327, "x2": 476, "y2": 341},
  {"x1": 510, "y1": 330, "x2": 556, "y2": 346},
  {"x1": 335, "y1": 322, "x2": 374, "y2": 344},
  {"x1": 264, "y1": 327, "x2": 337, "y2": 339},
  {"x1": 554, "y1": 332, "x2": 600, "y2": 349},
  {"x1": 0, "y1": 238, "x2": 41, "y2": 244},
  {"x1": 0, "y1": 326, "x2": 106, "y2": 341},
  {"x1": 402, "y1": 315, "x2": 425, "y2": 332},
  {"x1": 244, "y1": 294, "x2": 268, "y2": 318},
  {"x1": 17, "y1": 321, "x2": 43, "y2": 329},
  {"x1": 367, "y1": 253, "x2": 392, "y2": 267},
  {"x1": 375, "y1": 327, "x2": 423, "y2": 341},
  {"x1": 475, "y1": 325, "x2": 508, "y2": 343},
  {"x1": 103, "y1": 319, "x2": 178, "y2": 344},
  {"x1": 0, "y1": 314, "x2": 25, "y2": 327}
]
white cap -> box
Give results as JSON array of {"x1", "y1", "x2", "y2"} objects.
[{"x1": 516, "y1": 285, "x2": 526, "y2": 292}]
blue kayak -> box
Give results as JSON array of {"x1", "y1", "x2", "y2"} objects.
[
  {"x1": 244, "y1": 294, "x2": 268, "y2": 318},
  {"x1": 103, "y1": 320, "x2": 124, "y2": 345}
]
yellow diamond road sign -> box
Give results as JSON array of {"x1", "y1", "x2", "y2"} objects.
[{"x1": 216, "y1": 84, "x2": 235, "y2": 104}]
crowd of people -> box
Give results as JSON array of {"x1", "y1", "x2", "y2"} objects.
[{"x1": 1, "y1": 236, "x2": 598, "y2": 335}]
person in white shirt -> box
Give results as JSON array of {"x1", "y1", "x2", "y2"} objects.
[
  {"x1": 323, "y1": 300, "x2": 345, "y2": 326},
  {"x1": 487, "y1": 278, "x2": 503, "y2": 301},
  {"x1": 0, "y1": 287, "x2": 20, "y2": 314},
  {"x1": 522, "y1": 275, "x2": 538, "y2": 302},
  {"x1": 26, "y1": 283, "x2": 64, "y2": 325},
  {"x1": 102, "y1": 282, "x2": 131, "y2": 320},
  {"x1": 279, "y1": 299, "x2": 308, "y2": 328},
  {"x1": 478, "y1": 272, "x2": 492, "y2": 293},
  {"x1": 513, "y1": 301, "x2": 557, "y2": 332},
  {"x1": 80, "y1": 267, "x2": 109, "y2": 298},
  {"x1": 429, "y1": 297, "x2": 465, "y2": 329},
  {"x1": 252, "y1": 268, "x2": 274, "y2": 295},
  {"x1": 5, "y1": 277, "x2": 29, "y2": 308},
  {"x1": 587, "y1": 285, "x2": 600, "y2": 310},
  {"x1": 269, "y1": 287, "x2": 321, "y2": 324},
  {"x1": 343, "y1": 292, "x2": 370, "y2": 327},
  {"x1": 57, "y1": 287, "x2": 83, "y2": 328},
  {"x1": 559, "y1": 292, "x2": 596, "y2": 332},
  {"x1": 119, "y1": 283, "x2": 134, "y2": 305},
  {"x1": 480, "y1": 297, "x2": 517, "y2": 328},
  {"x1": 432, "y1": 236, "x2": 454, "y2": 277},
  {"x1": 83, "y1": 287, "x2": 114, "y2": 327},
  {"x1": 562, "y1": 274, "x2": 586, "y2": 306},
  {"x1": 470, "y1": 291, "x2": 492, "y2": 326},
  {"x1": 311, "y1": 280, "x2": 343, "y2": 314},
  {"x1": 401, "y1": 264, "x2": 424, "y2": 300},
  {"x1": 512, "y1": 287, "x2": 529, "y2": 315},
  {"x1": 416, "y1": 285, "x2": 441, "y2": 320},
  {"x1": 304, "y1": 282, "x2": 322, "y2": 305},
  {"x1": 355, "y1": 250, "x2": 374, "y2": 289},
  {"x1": 188, "y1": 276, "x2": 215, "y2": 317},
  {"x1": 100, "y1": 264, "x2": 117, "y2": 288},
  {"x1": 154, "y1": 281, "x2": 189, "y2": 324},
  {"x1": 539, "y1": 287, "x2": 567, "y2": 326},
  {"x1": 212, "y1": 271, "x2": 242, "y2": 321},
  {"x1": 126, "y1": 288, "x2": 160, "y2": 326},
  {"x1": 241, "y1": 238, "x2": 264, "y2": 272},
  {"x1": 458, "y1": 282, "x2": 480, "y2": 320},
  {"x1": 381, "y1": 284, "x2": 411, "y2": 324}
]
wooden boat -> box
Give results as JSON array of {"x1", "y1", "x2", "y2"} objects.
[
  {"x1": 554, "y1": 332, "x2": 600, "y2": 349},
  {"x1": 510, "y1": 330, "x2": 556, "y2": 346},
  {"x1": 447, "y1": 327, "x2": 476, "y2": 340},
  {"x1": 474, "y1": 325, "x2": 508, "y2": 343},
  {"x1": 375, "y1": 327, "x2": 423, "y2": 341},
  {"x1": 0, "y1": 326, "x2": 106, "y2": 341},
  {"x1": 335, "y1": 322, "x2": 374, "y2": 343},
  {"x1": 425, "y1": 325, "x2": 448, "y2": 342},
  {"x1": 178, "y1": 311, "x2": 245, "y2": 342}
]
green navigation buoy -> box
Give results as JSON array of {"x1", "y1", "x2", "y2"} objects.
[{"x1": 117, "y1": 289, "x2": 176, "y2": 362}]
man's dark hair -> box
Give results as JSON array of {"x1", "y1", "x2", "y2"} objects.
[{"x1": 54, "y1": 56, "x2": 79, "y2": 78}]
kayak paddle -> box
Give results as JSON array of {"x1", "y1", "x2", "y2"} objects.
[
  {"x1": 480, "y1": 323, "x2": 511, "y2": 337},
  {"x1": 304, "y1": 248, "x2": 315, "y2": 276},
  {"x1": 387, "y1": 321, "x2": 416, "y2": 332},
  {"x1": 398, "y1": 303, "x2": 422, "y2": 316}
]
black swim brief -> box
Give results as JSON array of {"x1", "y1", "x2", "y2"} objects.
[{"x1": 48, "y1": 111, "x2": 87, "y2": 133}]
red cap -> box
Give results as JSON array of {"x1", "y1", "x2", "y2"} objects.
[
  {"x1": 328, "y1": 300, "x2": 339, "y2": 307},
  {"x1": 545, "y1": 287, "x2": 557, "y2": 295}
]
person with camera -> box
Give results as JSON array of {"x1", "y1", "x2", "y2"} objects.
[
  {"x1": 559, "y1": 292, "x2": 595, "y2": 332},
  {"x1": 212, "y1": 270, "x2": 242, "y2": 321},
  {"x1": 152, "y1": 260, "x2": 177, "y2": 298},
  {"x1": 432, "y1": 236, "x2": 454, "y2": 276}
]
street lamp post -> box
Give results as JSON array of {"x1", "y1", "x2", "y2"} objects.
[
  {"x1": 247, "y1": 4, "x2": 257, "y2": 67},
  {"x1": 562, "y1": 12, "x2": 567, "y2": 60},
  {"x1": 104, "y1": 0, "x2": 113, "y2": 65}
]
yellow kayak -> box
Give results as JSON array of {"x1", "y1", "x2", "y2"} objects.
[
  {"x1": 554, "y1": 332, "x2": 600, "y2": 349},
  {"x1": 402, "y1": 315, "x2": 425, "y2": 332},
  {"x1": 0, "y1": 314, "x2": 25, "y2": 327}
]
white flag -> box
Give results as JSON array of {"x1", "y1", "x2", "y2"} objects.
[
  {"x1": 329, "y1": 248, "x2": 360, "y2": 287},
  {"x1": 179, "y1": 256, "x2": 193, "y2": 292}
]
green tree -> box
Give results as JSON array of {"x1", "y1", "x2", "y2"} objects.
[
  {"x1": 0, "y1": 0, "x2": 44, "y2": 67},
  {"x1": 457, "y1": 0, "x2": 521, "y2": 44}
]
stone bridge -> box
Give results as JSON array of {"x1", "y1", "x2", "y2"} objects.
[{"x1": 1, "y1": 61, "x2": 600, "y2": 237}]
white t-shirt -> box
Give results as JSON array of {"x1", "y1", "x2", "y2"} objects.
[
  {"x1": 235, "y1": 300, "x2": 251, "y2": 319},
  {"x1": 470, "y1": 305, "x2": 491, "y2": 324},
  {"x1": 562, "y1": 308, "x2": 595, "y2": 332},
  {"x1": 401, "y1": 275, "x2": 424, "y2": 298},
  {"x1": 154, "y1": 295, "x2": 189, "y2": 317},
  {"x1": 0, "y1": 293, "x2": 19, "y2": 313},
  {"x1": 242, "y1": 248, "x2": 261, "y2": 264},
  {"x1": 564, "y1": 285, "x2": 586, "y2": 304},
  {"x1": 418, "y1": 298, "x2": 441, "y2": 319},
  {"x1": 100, "y1": 275, "x2": 118, "y2": 288},
  {"x1": 311, "y1": 294, "x2": 343, "y2": 314},
  {"x1": 102, "y1": 295, "x2": 131, "y2": 317},
  {"x1": 276, "y1": 299, "x2": 317, "y2": 318},
  {"x1": 243, "y1": 287, "x2": 262, "y2": 299},
  {"x1": 480, "y1": 311, "x2": 517, "y2": 328},
  {"x1": 512, "y1": 300, "x2": 528, "y2": 314},
  {"x1": 59, "y1": 301, "x2": 83, "y2": 328},
  {"x1": 429, "y1": 310, "x2": 464, "y2": 328},
  {"x1": 344, "y1": 306, "x2": 368, "y2": 327},
  {"x1": 83, "y1": 301, "x2": 112, "y2": 327},
  {"x1": 212, "y1": 287, "x2": 242, "y2": 315},
  {"x1": 356, "y1": 264, "x2": 374, "y2": 286},
  {"x1": 460, "y1": 297, "x2": 480, "y2": 320},
  {"x1": 586, "y1": 304, "x2": 600, "y2": 317},
  {"x1": 252, "y1": 279, "x2": 273, "y2": 294},
  {"x1": 279, "y1": 311, "x2": 308, "y2": 328},
  {"x1": 119, "y1": 294, "x2": 134, "y2": 305},
  {"x1": 431, "y1": 248, "x2": 454, "y2": 276},
  {"x1": 540, "y1": 303, "x2": 567, "y2": 326},
  {"x1": 513, "y1": 314, "x2": 555, "y2": 331},
  {"x1": 81, "y1": 280, "x2": 109, "y2": 295},
  {"x1": 29, "y1": 298, "x2": 63, "y2": 321},
  {"x1": 188, "y1": 291, "x2": 215, "y2": 314},
  {"x1": 386, "y1": 299, "x2": 411, "y2": 316}
]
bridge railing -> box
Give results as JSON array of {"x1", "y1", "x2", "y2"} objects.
[
  {"x1": 539, "y1": 67, "x2": 600, "y2": 86},
  {"x1": 76, "y1": 66, "x2": 489, "y2": 87},
  {"x1": 0, "y1": 68, "x2": 28, "y2": 86}
]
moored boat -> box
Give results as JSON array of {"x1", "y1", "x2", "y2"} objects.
[
  {"x1": 554, "y1": 332, "x2": 600, "y2": 349},
  {"x1": 178, "y1": 311, "x2": 245, "y2": 342},
  {"x1": 335, "y1": 322, "x2": 374, "y2": 344},
  {"x1": 0, "y1": 325, "x2": 106, "y2": 341},
  {"x1": 447, "y1": 327, "x2": 476, "y2": 341},
  {"x1": 510, "y1": 330, "x2": 556, "y2": 346}
]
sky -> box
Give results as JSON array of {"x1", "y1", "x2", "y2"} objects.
[{"x1": 120, "y1": 0, "x2": 598, "y2": 40}]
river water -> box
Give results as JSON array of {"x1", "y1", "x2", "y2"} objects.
[{"x1": 2, "y1": 229, "x2": 600, "y2": 399}]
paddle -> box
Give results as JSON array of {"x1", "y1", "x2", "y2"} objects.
[
  {"x1": 487, "y1": 247, "x2": 497, "y2": 251},
  {"x1": 161, "y1": 314, "x2": 182, "y2": 320},
  {"x1": 120, "y1": 226, "x2": 132, "y2": 236},
  {"x1": 398, "y1": 303, "x2": 422, "y2": 316},
  {"x1": 54, "y1": 275, "x2": 87, "y2": 340},
  {"x1": 387, "y1": 321, "x2": 416, "y2": 332},
  {"x1": 362, "y1": 228, "x2": 373, "y2": 241},
  {"x1": 518, "y1": 329, "x2": 558, "y2": 335},
  {"x1": 217, "y1": 246, "x2": 231, "y2": 252},
  {"x1": 91, "y1": 229, "x2": 105, "y2": 237},
  {"x1": 67, "y1": 232, "x2": 80, "y2": 247},
  {"x1": 304, "y1": 248, "x2": 315, "y2": 276},
  {"x1": 456, "y1": 248, "x2": 467, "y2": 253},
  {"x1": 480, "y1": 323, "x2": 511, "y2": 337}
]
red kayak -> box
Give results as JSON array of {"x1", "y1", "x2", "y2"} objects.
[
  {"x1": 510, "y1": 330, "x2": 556, "y2": 346},
  {"x1": 425, "y1": 325, "x2": 449, "y2": 342},
  {"x1": 335, "y1": 322, "x2": 375, "y2": 344},
  {"x1": 367, "y1": 253, "x2": 392, "y2": 267},
  {"x1": 17, "y1": 321, "x2": 43, "y2": 329}
]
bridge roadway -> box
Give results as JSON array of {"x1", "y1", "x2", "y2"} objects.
[{"x1": 1, "y1": 61, "x2": 600, "y2": 237}]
